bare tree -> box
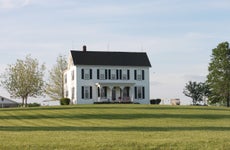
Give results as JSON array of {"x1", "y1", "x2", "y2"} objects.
[{"x1": 46, "y1": 55, "x2": 67, "y2": 100}]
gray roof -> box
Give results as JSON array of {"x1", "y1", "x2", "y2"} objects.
[{"x1": 70, "y1": 50, "x2": 151, "y2": 67}]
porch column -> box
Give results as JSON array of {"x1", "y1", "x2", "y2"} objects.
[
  {"x1": 95, "y1": 83, "x2": 101, "y2": 102},
  {"x1": 120, "y1": 86, "x2": 124, "y2": 102},
  {"x1": 98, "y1": 86, "x2": 101, "y2": 102},
  {"x1": 109, "y1": 86, "x2": 113, "y2": 102},
  {"x1": 130, "y1": 86, "x2": 134, "y2": 102}
]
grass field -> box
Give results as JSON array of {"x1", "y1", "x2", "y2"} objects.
[{"x1": 0, "y1": 104, "x2": 229, "y2": 150}]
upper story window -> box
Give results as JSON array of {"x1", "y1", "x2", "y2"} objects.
[
  {"x1": 97, "y1": 69, "x2": 107, "y2": 80},
  {"x1": 110, "y1": 69, "x2": 116, "y2": 80},
  {"x1": 81, "y1": 69, "x2": 92, "y2": 80},
  {"x1": 134, "y1": 70, "x2": 145, "y2": 81},
  {"x1": 122, "y1": 70, "x2": 130, "y2": 80},
  {"x1": 96, "y1": 69, "x2": 130, "y2": 80},
  {"x1": 71, "y1": 70, "x2": 74, "y2": 80},
  {"x1": 64, "y1": 74, "x2": 67, "y2": 84}
]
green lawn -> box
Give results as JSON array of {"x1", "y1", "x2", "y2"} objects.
[{"x1": 0, "y1": 104, "x2": 229, "y2": 150}]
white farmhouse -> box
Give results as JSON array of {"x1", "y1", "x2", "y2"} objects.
[{"x1": 64, "y1": 46, "x2": 151, "y2": 104}]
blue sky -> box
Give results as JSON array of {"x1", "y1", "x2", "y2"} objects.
[{"x1": 1, "y1": 0, "x2": 230, "y2": 104}]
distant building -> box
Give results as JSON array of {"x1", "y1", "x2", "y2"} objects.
[
  {"x1": 170, "y1": 98, "x2": 180, "y2": 105},
  {"x1": 64, "y1": 46, "x2": 152, "y2": 104},
  {"x1": 0, "y1": 96, "x2": 19, "y2": 108}
]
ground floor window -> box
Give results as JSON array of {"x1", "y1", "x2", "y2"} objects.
[
  {"x1": 134, "y1": 86, "x2": 145, "y2": 99},
  {"x1": 82, "y1": 86, "x2": 92, "y2": 99}
]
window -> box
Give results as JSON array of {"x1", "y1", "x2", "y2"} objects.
[
  {"x1": 97, "y1": 69, "x2": 107, "y2": 80},
  {"x1": 122, "y1": 74, "x2": 127, "y2": 80},
  {"x1": 116, "y1": 69, "x2": 122, "y2": 80},
  {"x1": 111, "y1": 74, "x2": 116, "y2": 80},
  {"x1": 134, "y1": 86, "x2": 145, "y2": 99},
  {"x1": 65, "y1": 90, "x2": 68, "y2": 97},
  {"x1": 82, "y1": 86, "x2": 92, "y2": 99},
  {"x1": 100, "y1": 74, "x2": 105, "y2": 80},
  {"x1": 82, "y1": 69, "x2": 92, "y2": 80},
  {"x1": 71, "y1": 87, "x2": 75, "y2": 99},
  {"x1": 137, "y1": 75, "x2": 142, "y2": 80},
  {"x1": 134, "y1": 70, "x2": 145, "y2": 81},
  {"x1": 64, "y1": 74, "x2": 67, "y2": 84},
  {"x1": 110, "y1": 70, "x2": 115, "y2": 80},
  {"x1": 71, "y1": 70, "x2": 74, "y2": 80},
  {"x1": 100, "y1": 87, "x2": 107, "y2": 98}
]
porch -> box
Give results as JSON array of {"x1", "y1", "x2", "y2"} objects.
[{"x1": 95, "y1": 82, "x2": 135, "y2": 103}]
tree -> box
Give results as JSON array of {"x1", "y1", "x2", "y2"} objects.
[
  {"x1": 207, "y1": 42, "x2": 230, "y2": 107},
  {"x1": 46, "y1": 55, "x2": 67, "y2": 100},
  {"x1": 0, "y1": 55, "x2": 45, "y2": 107},
  {"x1": 183, "y1": 81, "x2": 209, "y2": 105}
]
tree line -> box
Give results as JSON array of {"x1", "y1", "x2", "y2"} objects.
[{"x1": 183, "y1": 42, "x2": 230, "y2": 107}]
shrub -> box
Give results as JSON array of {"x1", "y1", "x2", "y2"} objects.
[
  {"x1": 60, "y1": 98, "x2": 70, "y2": 105},
  {"x1": 28, "y1": 103, "x2": 41, "y2": 107},
  {"x1": 150, "y1": 99, "x2": 161, "y2": 104}
]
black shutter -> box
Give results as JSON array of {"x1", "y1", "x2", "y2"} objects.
[
  {"x1": 97, "y1": 69, "x2": 100, "y2": 79},
  {"x1": 90, "y1": 86, "x2": 92, "y2": 99},
  {"x1": 98, "y1": 87, "x2": 100, "y2": 97},
  {"x1": 90, "y1": 69, "x2": 92, "y2": 79},
  {"x1": 120, "y1": 69, "x2": 122, "y2": 79},
  {"x1": 142, "y1": 87, "x2": 145, "y2": 99},
  {"x1": 134, "y1": 87, "x2": 137, "y2": 99},
  {"x1": 81, "y1": 69, "x2": 84, "y2": 79},
  {"x1": 105, "y1": 69, "x2": 107, "y2": 80},
  {"x1": 116, "y1": 70, "x2": 119, "y2": 80},
  {"x1": 142, "y1": 70, "x2": 145, "y2": 80},
  {"x1": 105, "y1": 87, "x2": 107, "y2": 97},
  {"x1": 127, "y1": 70, "x2": 130, "y2": 80},
  {"x1": 134, "y1": 70, "x2": 137, "y2": 80},
  {"x1": 108, "y1": 69, "x2": 111, "y2": 79},
  {"x1": 82, "y1": 86, "x2": 84, "y2": 99}
]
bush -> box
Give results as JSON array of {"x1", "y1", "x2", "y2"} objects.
[
  {"x1": 150, "y1": 99, "x2": 161, "y2": 104},
  {"x1": 28, "y1": 103, "x2": 41, "y2": 107},
  {"x1": 60, "y1": 98, "x2": 70, "y2": 105}
]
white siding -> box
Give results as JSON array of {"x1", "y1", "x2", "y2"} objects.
[{"x1": 64, "y1": 65, "x2": 150, "y2": 104}]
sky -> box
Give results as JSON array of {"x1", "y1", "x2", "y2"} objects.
[{"x1": 1, "y1": 0, "x2": 230, "y2": 105}]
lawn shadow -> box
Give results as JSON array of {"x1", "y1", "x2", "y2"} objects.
[
  {"x1": 0, "y1": 126, "x2": 229, "y2": 132},
  {"x1": 0, "y1": 113, "x2": 229, "y2": 120}
]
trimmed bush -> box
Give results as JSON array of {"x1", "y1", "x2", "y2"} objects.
[
  {"x1": 150, "y1": 99, "x2": 161, "y2": 104},
  {"x1": 60, "y1": 98, "x2": 70, "y2": 105},
  {"x1": 28, "y1": 103, "x2": 41, "y2": 107}
]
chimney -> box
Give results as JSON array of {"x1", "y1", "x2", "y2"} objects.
[{"x1": 83, "y1": 45, "x2": 87, "y2": 52}]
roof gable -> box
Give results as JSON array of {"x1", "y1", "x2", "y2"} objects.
[{"x1": 70, "y1": 51, "x2": 151, "y2": 67}]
